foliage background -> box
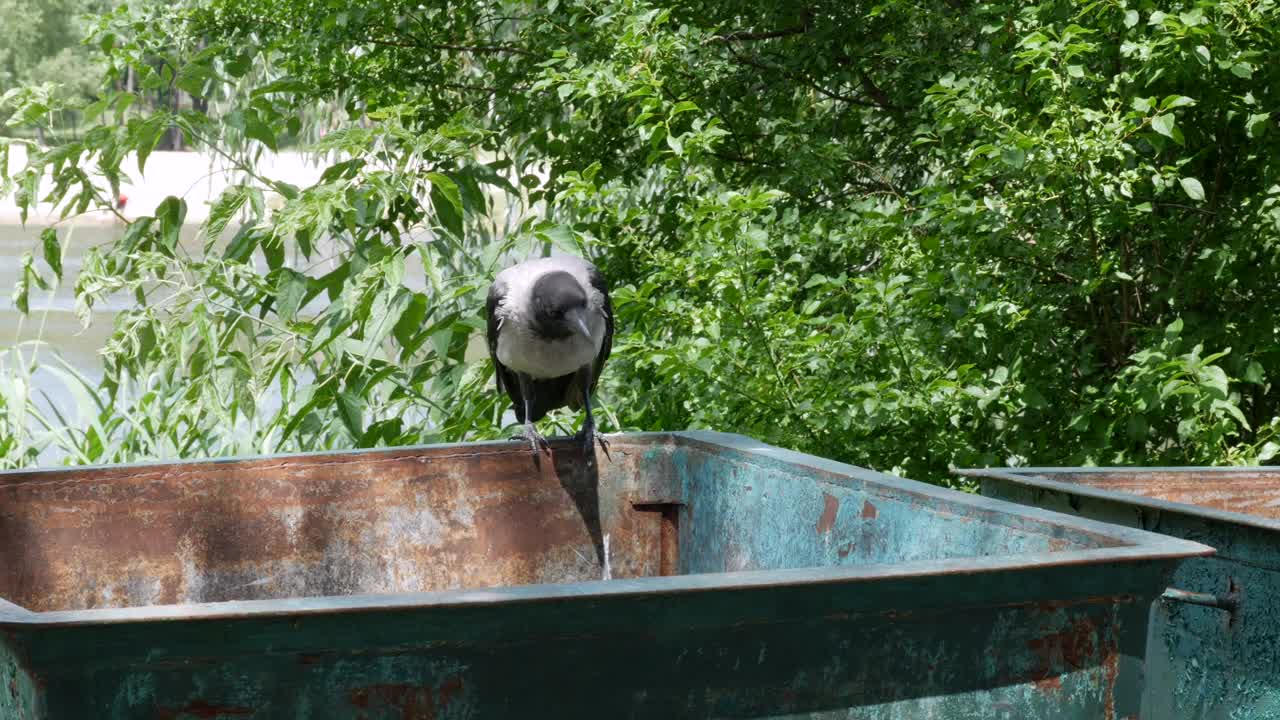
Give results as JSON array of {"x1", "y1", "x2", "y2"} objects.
[{"x1": 2, "y1": 0, "x2": 1279, "y2": 483}]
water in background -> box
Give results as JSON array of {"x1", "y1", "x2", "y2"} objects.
[
  {"x1": 0, "y1": 150, "x2": 549, "y2": 465},
  {"x1": 2, "y1": 223, "x2": 123, "y2": 408}
]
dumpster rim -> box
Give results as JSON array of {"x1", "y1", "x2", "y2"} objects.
[
  {"x1": 0, "y1": 433, "x2": 1212, "y2": 627},
  {"x1": 956, "y1": 465, "x2": 1280, "y2": 535},
  {"x1": 0, "y1": 541, "x2": 1209, "y2": 628},
  {"x1": 1, "y1": 430, "x2": 1209, "y2": 552}
]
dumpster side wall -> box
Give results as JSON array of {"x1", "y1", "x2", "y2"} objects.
[
  {"x1": 18, "y1": 566, "x2": 1166, "y2": 720},
  {"x1": 0, "y1": 442, "x2": 672, "y2": 614},
  {"x1": 672, "y1": 445, "x2": 1103, "y2": 575},
  {"x1": 981, "y1": 476, "x2": 1280, "y2": 720}
]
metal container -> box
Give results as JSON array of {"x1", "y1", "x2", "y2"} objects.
[
  {"x1": 1, "y1": 432, "x2": 1208, "y2": 719},
  {"x1": 958, "y1": 465, "x2": 1280, "y2": 720}
]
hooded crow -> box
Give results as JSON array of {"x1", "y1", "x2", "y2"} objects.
[{"x1": 485, "y1": 255, "x2": 613, "y2": 459}]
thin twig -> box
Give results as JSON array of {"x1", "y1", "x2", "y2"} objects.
[{"x1": 705, "y1": 25, "x2": 808, "y2": 44}]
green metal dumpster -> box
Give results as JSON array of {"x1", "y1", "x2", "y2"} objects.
[
  {"x1": 957, "y1": 466, "x2": 1280, "y2": 720},
  {"x1": 1, "y1": 432, "x2": 1208, "y2": 719}
]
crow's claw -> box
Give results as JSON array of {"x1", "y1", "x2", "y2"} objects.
[
  {"x1": 514, "y1": 423, "x2": 552, "y2": 460},
  {"x1": 574, "y1": 428, "x2": 612, "y2": 462}
]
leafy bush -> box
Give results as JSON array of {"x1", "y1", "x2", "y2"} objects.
[{"x1": 3, "y1": 0, "x2": 1278, "y2": 480}]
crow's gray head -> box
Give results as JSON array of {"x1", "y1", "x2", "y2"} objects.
[{"x1": 529, "y1": 270, "x2": 591, "y2": 340}]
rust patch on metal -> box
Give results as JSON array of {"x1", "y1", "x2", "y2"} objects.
[
  {"x1": 1033, "y1": 675, "x2": 1063, "y2": 692},
  {"x1": 0, "y1": 440, "x2": 669, "y2": 612},
  {"x1": 861, "y1": 500, "x2": 878, "y2": 520},
  {"x1": 155, "y1": 700, "x2": 253, "y2": 719},
  {"x1": 437, "y1": 676, "x2": 463, "y2": 709},
  {"x1": 1057, "y1": 471, "x2": 1280, "y2": 519},
  {"x1": 1102, "y1": 647, "x2": 1120, "y2": 720},
  {"x1": 816, "y1": 493, "x2": 839, "y2": 534},
  {"x1": 349, "y1": 681, "x2": 459, "y2": 719},
  {"x1": 1101, "y1": 602, "x2": 1121, "y2": 720},
  {"x1": 1026, "y1": 615, "x2": 1098, "y2": 691}
]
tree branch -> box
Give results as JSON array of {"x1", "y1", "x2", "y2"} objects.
[
  {"x1": 706, "y1": 8, "x2": 813, "y2": 44},
  {"x1": 727, "y1": 50, "x2": 887, "y2": 108},
  {"x1": 366, "y1": 37, "x2": 535, "y2": 56},
  {"x1": 706, "y1": 25, "x2": 808, "y2": 44}
]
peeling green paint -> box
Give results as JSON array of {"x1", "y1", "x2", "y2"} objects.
[
  {"x1": 1, "y1": 634, "x2": 40, "y2": 718},
  {"x1": 969, "y1": 467, "x2": 1280, "y2": 720}
]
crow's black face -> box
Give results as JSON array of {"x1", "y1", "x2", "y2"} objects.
[{"x1": 529, "y1": 270, "x2": 590, "y2": 340}]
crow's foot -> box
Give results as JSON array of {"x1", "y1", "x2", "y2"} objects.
[
  {"x1": 573, "y1": 427, "x2": 611, "y2": 462},
  {"x1": 512, "y1": 423, "x2": 552, "y2": 460}
]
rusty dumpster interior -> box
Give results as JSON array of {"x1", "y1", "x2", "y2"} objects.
[
  {"x1": 1033, "y1": 469, "x2": 1280, "y2": 520},
  {"x1": 0, "y1": 435, "x2": 1124, "y2": 613}
]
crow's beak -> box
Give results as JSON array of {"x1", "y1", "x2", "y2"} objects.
[{"x1": 567, "y1": 308, "x2": 592, "y2": 338}]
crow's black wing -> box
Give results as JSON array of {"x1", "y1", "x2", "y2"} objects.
[
  {"x1": 486, "y1": 279, "x2": 518, "y2": 399},
  {"x1": 586, "y1": 264, "x2": 613, "y2": 396}
]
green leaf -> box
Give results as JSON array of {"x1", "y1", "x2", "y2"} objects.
[
  {"x1": 1259, "y1": 442, "x2": 1280, "y2": 462},
  {"x1": 1066, "y1": 64, "x2": 1085, "y2": 78},
  {"x1": 1245, "y1": 361, "x2": 1265, "y2": 385},
  {"x1": 1124, "y1": 10, "x2": 1139, "y2": 27},
  {"x1": 224, "y1": 54, "x2": 253, "y2": 78},
  {"x1": 1165, "y1": 317, "x2": 1184, "y2": 339},
  {"x1": 1215, "y1": 398, "x2": 1249, "y2": 429},
  {"x1": 337, "y1": 389, "x2": 363, "y2": 438},
  {"x1": 426, "y1": 172, "x2": 463, "y2": 213},
  {"x1": 1000, "y1": 146, "x2": 1026, "y2": 168},
  {"x1": 1193, "y1": 45, "x2": 1211, "y2": 64},
  {"x1": 1126, "y1": 415, "x2": 1147, "y2": 440},
  {"x1": 224, "y1": 225, "x2": 260, "y2": 262},
  {"x1": 252, "y1": 77, "x2": 309, "y2": 96},
  {"x1": 12, "y1": 254, "x2": 32, "y2": 314},
  {"x1": 1160, "y1": 95, "x2": 1195, "y2": 110},
  {"x1": 1179, "y1": 177, "x2": 1206, "y2": 202},
  {"x1": 666, "y1": 132, "x2": 684, "y2": 157},
  {"x1": 262, "y1": 234, "x2": 285, "y2": 270},
  {"x1": 156, "y1": 197, "x2": 186, "y2": 254},
  {"x1": 134, "y1": 115, "x2": 167, "y2": 175},
  {"x1": 245, "y1": 114, "x2": 278, "y2": 151},
  {"x1": 670, "y1": 100, "x2": 699, "y2": 117},
  {"x1": 175, "y1": 61, "x2": 215, "y2": 96},
  {"x1": 363, "y1": 287, "x2": 411, "y2": 361},
  {"x1": 1231, "y1": 63, "x2": 1253, "y2": 79},
  {"x1": 1150, "y1": 114, "x2": 1176, "y2": 139},
  {"x1": 205, "y1": 185, "x2": 248, "y2": 247},
  {"x1": 1179, "y1": 8, "x2": 1204, "y2": 25},
  {"x1": 1246, "y1": 113, "x2": 1270, "y2": 138},
  {"x1": 275, "y1": 269, "x2": 310, "y2": 322},
  {"x1": 427, "y1": 172, "x2": 464, "y2": 238},
  {"x1": 393, "y1": 292, "x2": 431, "y2": 350},
  {"x1": 41, "y1": 228, "x2": 61, "y2": 280}
]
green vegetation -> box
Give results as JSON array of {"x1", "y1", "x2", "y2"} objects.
[
  {"x1": 1, "y1": 0, "x2": 111, "y2": 143},
  {"x1": 2, "y1": 0, "x2": 1279, "y2": 481}
]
